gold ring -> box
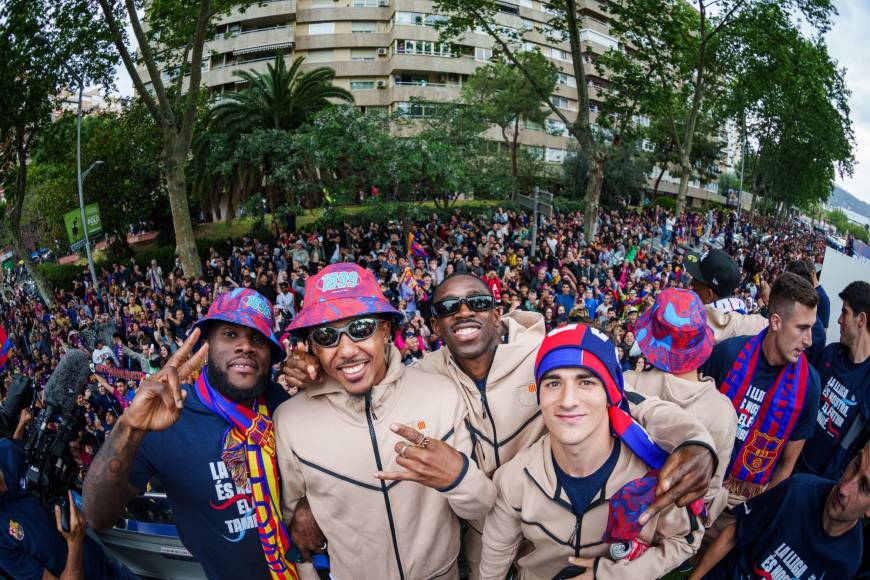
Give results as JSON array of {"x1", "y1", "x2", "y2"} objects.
[
  {"x1": 399, "y1": 442, "x2": 411, "y2": 458},
  {"x1": 419, "y1": 436, "x2": 431, "y2": 449}
]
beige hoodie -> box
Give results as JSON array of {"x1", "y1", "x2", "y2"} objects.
[
  {"x1": 624, "y1": 369, "x2": 737, "y2": 525},
  {"x1": 480, "y1": 431, "x2": 704, "y2": 580},
  {"x1": 705, "y1": 304, "x2": 768, "y2": 344},
  {"x1": 274, "y1": 346, "x2": 496, "y2": 580}
]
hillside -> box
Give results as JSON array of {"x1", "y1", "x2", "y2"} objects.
[{"x1": 830, "y1": 184, "x2": 870, "y2": 221}]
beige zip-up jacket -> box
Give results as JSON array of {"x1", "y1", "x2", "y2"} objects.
[
  {"x1": 273, "y1": 346, "x2": 496, "y2": 580},
  {"x1": 416, "y1": 311, "x2": 717, "y2": 578},
  {"x1": 479, "y1": 433, "x2": 704, "y2": 580},
  {"x1": 624, "y1": 369, "x2": 737, "y2": 525},
  {"x1": 414, "y1": 310, "x2": 547, "y2": 478},
  {"x1": 705, "y1": 304, "x2": 768, "y2": 344}
]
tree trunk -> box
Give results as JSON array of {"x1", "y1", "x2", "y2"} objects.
[
  {"x1": 677, "y1": 160, "x2": 692, "y2": 215},
  {"x1": 511, "y1": 117, "x2": 519, "y2": 178},
  {"x1": 162, "y1": 140, "x2": 202, "y2": 278},
  {"x1": 653, "y1": 166, "x2": 666, "y2": 196},
  {"x1": 10, "y1": 134, "x2": 56, "y2": 307},
  {"x1": 584, "y1": 153, "x2": 605, "y2": 242}
]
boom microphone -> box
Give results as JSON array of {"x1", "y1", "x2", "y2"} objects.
[{"x1": 43, "y1": 349, "x2": 90, "y2": 414}]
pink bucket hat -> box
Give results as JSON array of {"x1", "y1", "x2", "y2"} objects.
[{"x1": 287, "y1": 263, "x2": 403, "y2": 335}]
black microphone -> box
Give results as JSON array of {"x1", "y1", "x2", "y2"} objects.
[
  {"x1": 28, "y1": 349, "x2": 90, "y2": 457},
  {"x1": 43, "y1": 349, "x2": 90, "y2": 415}
]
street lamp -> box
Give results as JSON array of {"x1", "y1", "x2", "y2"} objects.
[{"x1": 66, "y1": 65, "x2": 100, "y2": 291}]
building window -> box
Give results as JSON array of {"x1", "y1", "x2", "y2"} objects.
[
  {"x1": 547, "y1": 119, "x2": 568, "y2": 136},
  {"x1": 520, "y1": 0, "x2": 533, "y2": 7},
  {"x1": 395, "y1": 39, "x2": 453, "y2": 57},
  {"x1": 310, "y1": 0, "x2": 332, "y2": 6},
  {"x1": 394, "y1": 11, "x2": 446, "y2": 27},
  {"x1": 351, "y1": 80, "x2": 376, "y2": 90},
  {"x1": 227, "y1": 23, "x2": 241, "y2": 37},
  {"x1": 352, "y1": 0, "x2": 380, "y2": 6},
  {"x1": 309, "y1": 22, "x2": 335, "y2": 35},
  {"x1": 550, "y1": 47, "x2": 570, "y2": 61},
  {"x1": 305, "y1": 49, "x2": 334, "y2": 63},
  {"x1": 475, "y1": 47, "x2": 493, "y2": 61},
  {"x1": 546, "y1": 147, "x2": 567, "y2": 163},
  {"x1": 558, "y1": 73, "x2": 576, "y2": 87},
  {"x1": 395, "y1": 101, "x2": 437, "y2": 118},
  {"x1": 351, "y1": 48, "x2": 377, "y2": 61},
  {"x1": 352, "y1": 21, "x2": 377, "y2": 33},
  {"x1": 201, "y1": 57, "x2": 210, "y2": 71}
]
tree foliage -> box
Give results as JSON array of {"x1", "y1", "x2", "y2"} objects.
[
  {"x1": 0, "y1": 0, "x2": 117, "y2": 304},
  {"x1": 601, "y1": 0, "x2": 837, "y2": 214},
  {"x1": 719, "y1": 4, "x2": 853, "y2": 211},
  {"x1": 462, "y1": 51, "x2": 557, "y2": 179}
]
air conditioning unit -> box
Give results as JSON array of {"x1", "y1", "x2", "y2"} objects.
[
  {"x1": 378, "y1": 0, "x2": 389, "y2": 6},
  {"x1": 377, "y1": 80, "x2": 387, "y2": 89},
  {"x1": 377, "y1": 47, "x2": 388, "y2": 56}
]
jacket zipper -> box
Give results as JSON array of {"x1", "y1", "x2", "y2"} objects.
[
  {"x1": 365, "y1": 391, "x2": 405, "y2": 579},
  {"x1": 573, "y1": 516, "x2": 582, "y2": 557},
  {"x1": 479, "y1": 389, "x2": 500, "y2": 466}
]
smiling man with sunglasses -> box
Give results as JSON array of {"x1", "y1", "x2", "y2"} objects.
[
  {"x1": 273, "y1": 263, "x2": 496, "y2": 580},
  {"x1": 284, "y1": 272, "x2": 719, "y2": 577}
]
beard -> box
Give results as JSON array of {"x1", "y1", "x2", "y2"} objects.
[{"x1": 207, "y1": 362, "x2": 268, "y2": 403}]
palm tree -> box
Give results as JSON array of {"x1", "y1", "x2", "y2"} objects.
[{"x1": 192, "y1": 53, "x2": 353, "y2": 217}]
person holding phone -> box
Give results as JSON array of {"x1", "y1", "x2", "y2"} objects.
[{"x1": 0, "y1": 438, "x2": 136, "y2": 579}]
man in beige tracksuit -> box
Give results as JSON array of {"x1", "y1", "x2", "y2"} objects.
[
  {"x1": 418, "y1": 275, "x2": 718, "y2": 577},
  {"x1": 282, "y1": 273, "x2": 720, "y2": 574},
  {"x1": 685, "y1": 249, "x2": 768, "y2": 343},
  {"x1": 480, "y1": 324, "x2": 707, "y2": 579},
  {"x1": 625, "y1": 289, "x2": 737, "y2": 527},
  {"x1": 275, "y1": 264, "x2": 495, "y2": 579}
]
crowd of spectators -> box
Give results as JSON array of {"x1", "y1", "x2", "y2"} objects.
[{"x1": 0, "y1": 204, "x2": 830, "y2": 483}]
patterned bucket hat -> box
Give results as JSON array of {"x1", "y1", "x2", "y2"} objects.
[
  {"x1": 287, "y1": 263, "x2": 403, "y2": 336},
  {"x1": 190, "y1": 288, "x2": 285, "y2": 364},
  {"x1": 635, "y1": 288, "x2": 713, "y2": 374}
]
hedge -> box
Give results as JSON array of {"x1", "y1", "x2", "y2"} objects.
[{"x1": 654, "y1": 196, "x2": 677, "y2": 210}]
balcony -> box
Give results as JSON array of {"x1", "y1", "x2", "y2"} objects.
[
  {"x1": 296, "y1": 7, "x2": 391, "y2": 22},
  {"x1": 206, "y1": 26, "x2": 294, "y2": 56},
  {"x1": 217, "y1": 1, "x2": 297, "y2": 26},
  {"x1": 389, "y1": 54, "x2": 481, "y2": 75},
  {"x1": 295, "y1": 32, "x2": 391, "y2": 50}
]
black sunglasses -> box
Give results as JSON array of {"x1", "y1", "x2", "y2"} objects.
[
  {"x1": 432, "y1": 294, "x2": 496, "y2": 318},
  {"x1": 309, "y1": 318, "x2": 381, "y2": 348}
]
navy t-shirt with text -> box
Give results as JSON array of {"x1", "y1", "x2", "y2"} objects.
[
  {"x1": 701, "y1": 335, "x2": 821, "y2": 469},
  {"x1": 705, "y1": 474, "x2": 862, "y2": 580},
  {"x1": 798, "y1": 343, "x2": 870, "y2": 479},
  {"x1": 130, "y1": 382, "x2": 289, "y2": 580}
]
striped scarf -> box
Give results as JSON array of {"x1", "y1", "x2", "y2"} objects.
[
  {"x1": 195, "y1": 368, "x2": 298, "y2": 579},
  {"x1": 719, "y1": 329, "x2": 808, "y2": 496}
]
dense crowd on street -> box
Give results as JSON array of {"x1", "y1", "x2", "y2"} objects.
[{"x1": 0, "y1": 203, "x2": 868, "y2": 580}]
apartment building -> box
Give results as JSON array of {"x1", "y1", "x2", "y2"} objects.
[{"x1": 139, "y1": 0, "x2": 732, "y2": 203}]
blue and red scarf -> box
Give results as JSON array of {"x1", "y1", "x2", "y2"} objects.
[
  {"x1": 719, "y1": 328, "x2": 809, "y2": 496},
  {"x1": 195, "y1": 368, "x2": 298, "y2": 579}
]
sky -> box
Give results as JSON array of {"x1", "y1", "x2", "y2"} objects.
[{"x1": 110, "y1": 0, "x2": 870, "y2": 203}]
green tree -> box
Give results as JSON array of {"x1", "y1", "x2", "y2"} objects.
[
  {"x1": 0, "y1": 0, "x2": 116, "y2": 304},
  {"x1": 193, "y1": 54, "x2": 353, "y2": 213},
  {"x1": 434, "y1": 0, "x2": 613, "y2": 241},
  {"x1": 563, "y1": 144, "x2": 652, "y2": 208},
  {"x1": 89, "y1": 0, "x2": 262, "y2": 277},
  {"x1": 462, "y1": 51, "x2": 557, "y2": 180},
  {"x1": 720, "y1": 5, "x2": 852, "y2": 212},
  {"x1": 601, "y1": 0, "x2": 836, "y2": 215},
  {"x1": 28, "y1": 104, "x2": 164, "y2": 250},
  {"x1": 392, "y1": 101, "x2": 490, "y2": 208}
]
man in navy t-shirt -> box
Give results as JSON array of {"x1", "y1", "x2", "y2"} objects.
[
  {"x1": 799, "y1": 281, "x2": 870, "y2": 480},
  {"x1": 701, "y1": 274, "x2": 821, "y2": 495},
  {"x1": 83, "y1": 290, "x2": 292, "y2": 580},
  {"x1": 691, "y1": 443, "x2": 869, "y2": 580}
]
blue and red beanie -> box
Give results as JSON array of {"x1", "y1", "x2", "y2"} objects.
[{"x1": 534, "y1": 324, "x2": 668, "y2": 470}]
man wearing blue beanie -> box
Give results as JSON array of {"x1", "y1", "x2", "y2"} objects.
[{"x1": 478, "y1": 324, "x2": 710, "y2": 579}]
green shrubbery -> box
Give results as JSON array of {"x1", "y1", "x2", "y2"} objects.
[{"x1": 654, "y1": 196, "x2": 677, "y2": 210}]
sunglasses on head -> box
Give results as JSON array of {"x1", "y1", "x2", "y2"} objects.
[
  {"x1": 309, "y1": 317, "x2": 381, "y2": 348},
  {"x1": 432, "y1": 294, "x2": 496, "y2": 318}
]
